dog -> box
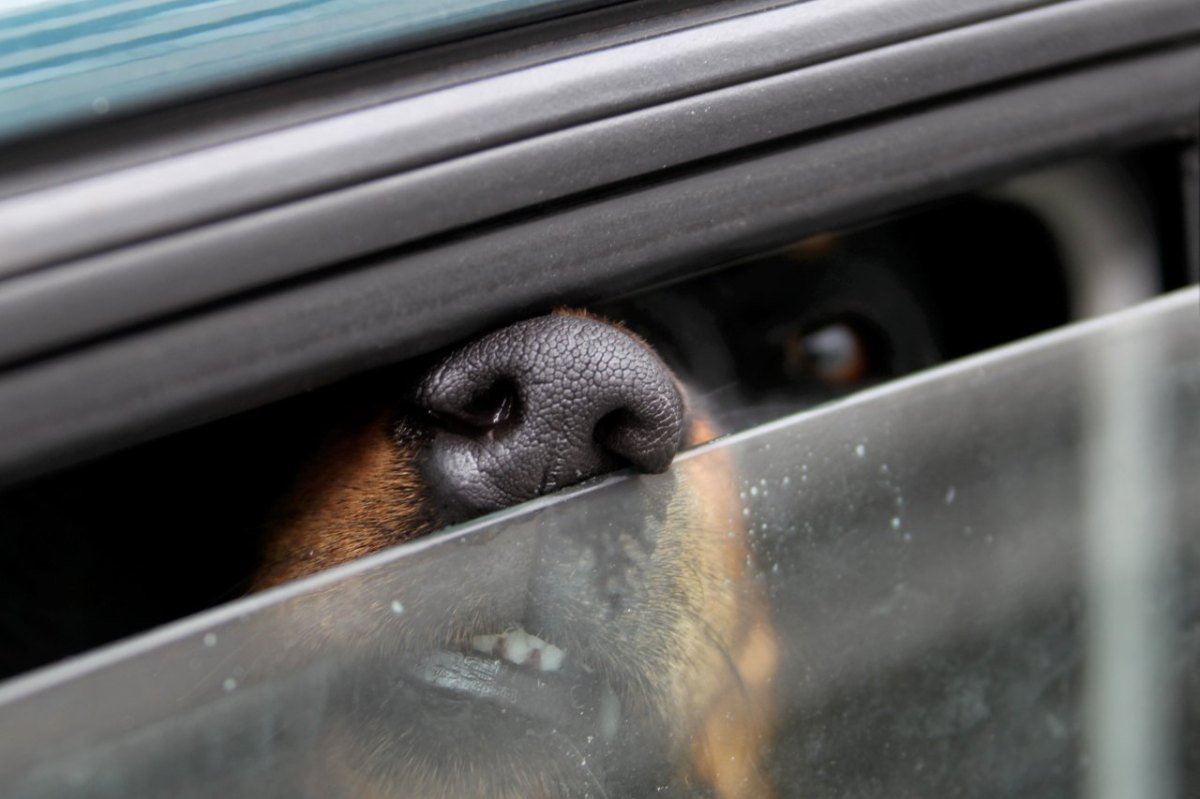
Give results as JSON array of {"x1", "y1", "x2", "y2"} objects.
[
  {"x1": 248, "y1": 308, "x2": 780, "y2": 798},
  {"x1": 222, "y1": 205, "x2": 1070, "y2": 796}
]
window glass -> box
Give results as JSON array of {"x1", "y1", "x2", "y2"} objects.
[{"x1": 0, "y1": 288, "x2": 1193, "y2": 797}]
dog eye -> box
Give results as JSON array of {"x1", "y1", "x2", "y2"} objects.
[{"x1": 783, "y1": 318, "x2": 886, "y2": 387}]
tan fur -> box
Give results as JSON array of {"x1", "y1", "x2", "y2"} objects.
[
  {"x1": 677, "y1": 416, "x2": 779, "y2": 798},
  {"x1": 254, "y1": 406, "x2": 433, "y2": 590}
]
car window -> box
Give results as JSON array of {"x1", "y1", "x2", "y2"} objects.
[
  {"x1": 0, "y1": 138, "x2": 1193, "y2": 799},
  {"x1": 0, "y1": 286, "x2": 1193, "y2": 797}
]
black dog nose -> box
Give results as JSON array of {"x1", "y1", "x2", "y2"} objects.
[{"x1": 416, "y1": 313, "x2": 685, "y2": 518}]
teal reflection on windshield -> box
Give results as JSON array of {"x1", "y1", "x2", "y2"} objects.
[{"x1": 0, "y1": 0, "x2": 604, "y2": 143}]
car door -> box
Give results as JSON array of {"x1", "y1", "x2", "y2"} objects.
[{"x1": 0, "y1": 0, "x2": 1197, "y2": 796}]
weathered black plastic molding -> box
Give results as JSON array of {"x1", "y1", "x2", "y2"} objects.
[
  {"x1": 0, "y1": 0, "x2": 1197, "y2": 371},
  {"x1": 0, "y1": 42, "x2": 1196, "y2": 485},
  {"x1": 1, "y1": 0, "x2": 1072, "y2": 279}
]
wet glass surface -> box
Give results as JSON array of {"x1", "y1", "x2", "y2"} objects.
[{"x1": 0, "y1": 288, "x2": 1195, "y2": 798}]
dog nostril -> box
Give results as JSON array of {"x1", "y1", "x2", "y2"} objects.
[
  {"x1": 593, "y1": 407, "x2": 674, "y2": 474},
  {"x1": 593, "y1": 409, "x2": 633, "y2": 460},
  {"x1": 428, "y1": 379, "x2": 519, "y2": 437}
]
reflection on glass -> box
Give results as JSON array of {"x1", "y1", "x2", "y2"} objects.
[
  {"x1": 0, "y1": 289, "x2": 1195, "y2": 797},
  {"x1": 0, "y1": 0, "x2": 613, "y2": 142}
]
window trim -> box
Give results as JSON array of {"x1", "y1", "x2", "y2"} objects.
[
  {"x1": 0, "y1": 40, "x2": 1196, "y2": 486},
  {"x1": 1, "y1": 0, "x2": 1175, "y2": 281}
]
